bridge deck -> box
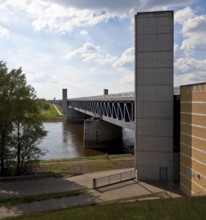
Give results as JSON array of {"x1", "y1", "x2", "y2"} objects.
[
  {"x1": 68, "y1": 92, "x2": 134, "y2": 101},
  {"x1": 67, "y1": 92, "x2": 135, "y2": 130}
]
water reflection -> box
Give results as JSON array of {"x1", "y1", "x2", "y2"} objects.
[{"x1": 40, "y1": 121, "x2": 134, "y2": 160}]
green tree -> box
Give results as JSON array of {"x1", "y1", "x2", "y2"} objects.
[
  {"x1": 43, "y1": 103, "x2": 50, "y2": 110},
  {"x1": 0, "y1": 61, "x2": 13, "y2": 175},
  {"x1": 0, "y1": 61, "x2": 47, "y2": 176}
]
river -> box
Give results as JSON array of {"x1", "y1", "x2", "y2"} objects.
[{"x1": 40, "y1": 121, "x2": 134, "y2": 160}]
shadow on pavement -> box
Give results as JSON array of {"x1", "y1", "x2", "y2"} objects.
[
  {"x1": 0, "y1": 176, "x2": 101, "y2": 219},
  {"x1": 138, "y1": 180, "x2": 184, "y2": 197},
  {"x1": 96, "y1": 180, "x2": 138, "y2": 193},
  {"x1": 0, "y1": 176, "x2": 87, "y2": 199}
]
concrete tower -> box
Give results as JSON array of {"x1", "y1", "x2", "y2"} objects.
[
  {"x1": 104, "y1": 89, "x2": 109, "y2": 96},
  {"x1": 135, "y1": 11, "x2": 174, "y2": 181},
  {"x1": 62, "y1": 89, "x2": 67, "y2": 114}
]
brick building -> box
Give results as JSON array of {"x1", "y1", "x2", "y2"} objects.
[{"x1": 180, "y1": 82, "x2": 206, "y2": 196}]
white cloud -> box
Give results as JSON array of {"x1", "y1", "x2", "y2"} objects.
[
  {"x1": 65, "y1": 45, "x2": 135, "y2": 85},
  {"x1": 120, "y1": 73, "x2": 134, "y2": 84},
  {"x1": 32, "y1": 5, "x2": 114, "y2": 33},
  {"x1": 28, "y1": 71, "x2": 54, "y2": 84},
  {"x1": 64, "y1": 42, "x2": 100, "y2": 59},
  {"x1": 175, "y1": 58, "x2": 206, "y2": 73},
  {"x1": 80, "y1": 30, "x2": 88, "y2": 36},
  {"x1": 49, "y1": 0, "x2": 137, "y2": 11},
  {"x1": 113, "y1": 47, "x2": 134, "y2": 86},
  {"x1": 1, "y1": 0, "x2": 204, "y2": 98},
  {"x1": 174, "y1": 6, "x2": 206, "y2": 86},
  {"x1": 175, "y1": 57, "x2": 206, "y2": 86},
  {"x1": 175, "y1": 7, "x2": 206, "y2": 53},
  {"x1": 181, "y1": 16, "x2": 206, "y2": 52},
  {"x1": 113, "y1": 47, "x2": 134, "y2": 71},
  {"x1": 174, "y1": 6, "x2": 195, "y2": 25},
  {"x1": 175, "y1": 71, "x2": 206, "y2": 86},
  {"x1": 49, "y1": 0, "x2": 196, "y2": 13},
  {"x1": 141, "y1": 0, "x2": 196, "y2": 11},
  {"x1": 181, "y1": 32, "x2": 206, "y2": 53},
  {"x1": 64, "y1": 42, "x2": 117, "y2": 65},
  {"x1": 1, "y1": 0, "x2": 115, "y2": 34},
  {"x1": 1, "y1": 0, "x2": 197, "y2": 34},
  {"x1": 0, "y1": 25, "x2": 9, "y2": 38},
  {"x1": 4, "y1": 0, "x2": 47, "y2": 18}
]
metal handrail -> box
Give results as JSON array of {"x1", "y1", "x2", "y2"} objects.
[{"x1": 93, "y1": 169, "x2": 135, "y2": 189}]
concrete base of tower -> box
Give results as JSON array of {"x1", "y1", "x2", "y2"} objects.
[
  {"x1": 135, "y1": 152, "x2": 174, "y2": 182},
  {"x1": 83, "y1": 119, "x2": 122, "y2": 149}
]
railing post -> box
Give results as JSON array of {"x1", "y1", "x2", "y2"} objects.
[{"x1": 93, "y1": 178, "x2": 96, "y2": 189}]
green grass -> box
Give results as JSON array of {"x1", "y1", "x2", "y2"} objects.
[
  {"x1": 37, "y1": 154, "x2": 133, "y2": 174},
  {"x1": 38, "y1": 159, "x2": 118, "y2": 174},
  {"x1": 0, "y1": 189, "x2": 86, "y2": 207},
  {"x1": 40, "y1": 154, "x2": 132, "y2": 163},
  {"x1": 41, "y1": 102, "x2": 64, "y2": 120},
  {"x1": 4, "y1": 197, "x2": 206, "y2": 220}
]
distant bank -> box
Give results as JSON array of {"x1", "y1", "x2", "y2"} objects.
[{"x1": 40, "y1": 101, "x2": 65, "y2": 121}]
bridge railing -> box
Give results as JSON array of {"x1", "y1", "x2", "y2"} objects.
[
  {"x1": 93, "y1": 169, "x2": 135, "y2": 189},
  {"x1": 68, "y1": 91, "x2": 134, "y2": 101}
]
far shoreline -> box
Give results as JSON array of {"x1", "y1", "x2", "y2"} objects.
[{"x1": 43, "y1": 118, "x2": 65, "y2": 122}]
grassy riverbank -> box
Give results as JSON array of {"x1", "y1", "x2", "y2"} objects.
[
  {"x1": 4, "y1": 197, "x2": 206, "y2": 220},
  {"x1": 36, "y1": 154, "x2": 134, "y2": 176},
  {"x1": 3, "y1": 154, "x2": 205, "y2": 220},
  {"x1": 40, "y1": 101, "x2": 65, "y2": 121}
]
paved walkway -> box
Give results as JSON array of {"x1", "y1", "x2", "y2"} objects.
[
  {"x1": 53, "y1": 104, "x2": 63, "y2": 116},
  {"x1": 0, "y1": 168, "x2": 183, "y2": 219}
]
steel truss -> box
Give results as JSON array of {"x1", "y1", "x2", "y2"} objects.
[{"x1": 68, "y1": 100, "x2": 135, "y2": 122}]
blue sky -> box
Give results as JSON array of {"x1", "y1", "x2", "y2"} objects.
[{"x1": 0, "y1": 0, "x2": 206, "y2": 99}]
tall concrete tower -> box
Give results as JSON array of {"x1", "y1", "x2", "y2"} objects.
[
  {"x1": 62, "y1": 89, "x2": 67, "y2": 115},
  {"x1": 135, "y1": 11, "x2": 174, "y2": 181},
  {"x1": 104, "y1": 89, "x2": 109, "y2": 95}
]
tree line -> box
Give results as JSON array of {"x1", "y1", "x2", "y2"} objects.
[{"x1": 0, "y1": 61, "x2": 47, "y2": 176}]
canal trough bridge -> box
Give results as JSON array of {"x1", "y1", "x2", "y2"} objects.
[{"x1": 63, "y1": 90, "x2": 135, "y2": 149}]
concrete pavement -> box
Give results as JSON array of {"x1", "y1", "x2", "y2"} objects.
[{"x1": 0, "y1": 168, "x2": 183, "y2": 219}]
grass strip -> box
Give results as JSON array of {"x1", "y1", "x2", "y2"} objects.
[
  {"x1": 37, "y1": 154, "x2": 133, "y2": 174},
  {"x1": 41, "y1": 102, "x2": 64, "y2": 120},
  {"x1": 40, "y1": 154, "x2": 133, "y2": 164},
  {"x1": 3, "y1": 197, "x2": 206, "y2": 220},
  {"x1": 38, "y1": 159, "x2": 119, "y2": 174},
  {"x1": 105, "y1": 192, "x2": 166, "y2": 204},
  {"x1": 0, "y1": 189, "x2": 87, "y2": 207}
]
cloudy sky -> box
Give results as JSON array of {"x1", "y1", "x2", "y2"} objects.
[{"x1": 0, "y1": 0, "x2": 206, "y2": 99}]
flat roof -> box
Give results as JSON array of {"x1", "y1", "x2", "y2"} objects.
[
  {"x1": 136, "y1": 10, "x2": 173, "y2": 15},
  {"x1": 180, "y1": 82, "x2": 206, "y2": 87}
]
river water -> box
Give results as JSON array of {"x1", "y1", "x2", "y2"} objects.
[{"x1": 40, "y1": 122, "x2": 134, "y2": 160}]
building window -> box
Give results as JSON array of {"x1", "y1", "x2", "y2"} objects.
[
  {"x1": 196, "y1": 85, "x2": 199, "y2": 92},
  {"x1": 191, "y1": 86, "x2": 194, "y2": 93},
  {"x1": 200, "y1": 84, "x2": 204, "y2": 92}
]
